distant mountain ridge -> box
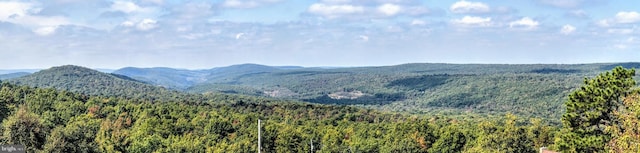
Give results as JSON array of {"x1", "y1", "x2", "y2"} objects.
[
  {"x1": 7, "y1": 65, "x2": 177, "y2": 99},
  {"x1": 121, "y1": 62, "x2": 638, "y2": 120},
  {"x1": 112, "y1": 63, "x2": 291, "y2": 89},
  {"x1": 0, "y1": 69, "x2": 40, "y2": 75},
  {"x1": 0, "y1": 72, "x2": 31, "y2": 80},
  {"x1": 113, "y1": 67, "x2": 209, "y2": 89},
  {"x1": 6, "y1": 62, "x2": 640, "y2": 120}
]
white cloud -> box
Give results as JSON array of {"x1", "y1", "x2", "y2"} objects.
[
  {"x1": 121, "y1": 21, "x2": 135, "y2": 27},
  {"x1": 12, "y1": 15, "x2": 69, "y2": 27},
  {"x1": 612, "y1": 37, "x2": 639, "y2": 50},
  {"x1": 377, "y1": 3, "x2": 402, "y2": 16},
  {"x1": 0, "y1": 1, "x2": 70, "y2": 35},
  {"x1": 614, "y1": 11, "x2": 640, "y2": 24},
  {"x1": 411, "y1": 19, "x2": 426, "y2": 26},
  {"x1": 181, "y1": 32, "x2": 211, "y2": 40},
  {"x1": 308, "y1": 3, "x2": 364, "y2": 18},
  {"x1": 121, "y1": 19, "x2": 157, "y2": 31},
  {"x1": 596, "y1": 19, "x2": 610, "y2": 27},
  {"x1": 560, "y1": 24, "x2": 576, "y2": 35},
  {"x1": 319, "y1": 0, "x2": 350, "y2": 4},
  {"x1": 509, "y1": 17, "x2": 539, "y2": 30},
  {"x1": 613, "y1": 44, "x2": 627, "y2": 49},
  {"x1": 111, "y1": 1, "x2": 142, "y2": 14},
  {"x1": 0, "y1": 1, "x2": 35, "y2": 19},
  {"x1": 222, "y1": 0, "x2": 283, "y2": 9},
  {"x1": 452, "y1": 16, "x2": 492, "y2": 27},
  {"x1": 596, "y1": 11, "x2": 640, "y2": 28},
  {"x1": 404, "y1": 6, "x2": 432, "y2": 16},
  {"x1": 236, "y1": 33, "x2": 245, "y2": 40},
  {"x1": 167, "y1": 2, "x2": 216, "y2": 27},
  {"x1": 358, "y1": 35, "x2": 369, "y2": 42},
  {"x1": 627, "y1": 37, "x2": 636, "y2": 42},
  {"x1": 450, "y1": 1, "x2": 490, "y2": 14},
  {"x1": 137, "y1": 19, "x2": 157, "y2": 31},
  {"x1": 308, "y1": 2, "x2": 435, "y2": 19},
  {"x1": 566, "y1": 9, "x2": 588, "y2": 18},
  {"x1": 141, "y1": 0, "x2": 164, "y2": 5},
  {"x1": 110, "y1": 0, "x2": 162, "y2": 24},
  {"x1": 607, "y1": 28, "x2": 634, "y2": 35},
  {"x1": 537, "y1": 0, "x2": 582, "y2": 8},
  {"x1": 1, "y1": 0, "x2": 637, "y2": 69},
  {"x1": 34, "y1": 26, "x2": 57, "y2": 36}
]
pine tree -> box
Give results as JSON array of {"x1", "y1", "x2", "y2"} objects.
[{"x1": 556, "y1": 66, "x2": 636, "y2": 152}]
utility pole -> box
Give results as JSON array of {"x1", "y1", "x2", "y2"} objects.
[
  {"x1": 258, "y1": 119, "x2": 261, "y2": 153},
  {"x1": 310, "y1": 138, "x2": 313, "y2": 153}
]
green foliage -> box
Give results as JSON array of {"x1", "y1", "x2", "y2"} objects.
[
  {"x1": 304, "y1": 92, "x2": 405, "y2": 105},
  {"x1": 429, "y1": 123, "x2": 466, "y2": 153},
  {"x1": 11, "y1": 63, "x2": 640, "y2": 122},
  {"x1": 556, "y1": 66, "x2": 636, "y2": 152},
  {"x1": 0, "y1": 83, "x2": 9, "y2": 122},
  {"x1": 386, "y1": 74, "x2": 455, "y2": 91},
  {"x1": 7, "y1": 65, "x2": 179, "y2": 101},
  {"x1": 182, "y1": 63, "x2": 635, "y2": 121},
  {"x1": 43, "y1": 114, "x2": 101, "y2": 152},
  {"x1": 95, "y1": 115, "x2": 131, "y2": 153},
  {"x1": 1, "y1": 106, "x2": 49, "y2": 152},
  {"x1": 606, "y1": 92, "x2": 640, "y2": 152},
  {"x1": 0, "y1": 72, "x2": 30, "y2": 80},
  {"x1": 463, "y1": 113, "x2": 553, "y2": 153},
  {"x1": 0, "y1": 81, "x2": 559, "y2": 152}
]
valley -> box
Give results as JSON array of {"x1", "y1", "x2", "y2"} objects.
[
  {"x1": 110, "y1": 63, "x2": 640, "y2": 121},
  {"x1": 0, "y1": 63, "x2": 638, "y2": 152}
]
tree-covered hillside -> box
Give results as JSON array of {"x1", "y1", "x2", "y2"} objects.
[
  {"x1": 185, "y1": 63, "x2": 640, "y2": 121},
  {"x1": 10, "y1": 63, "x2": 640, "y2": 121},
  {"x1": 112, "y1": 64, "x2": 284, "y2": 90},
  {"x1": 7, "y1": 65, "x2": 179, "y2": 101},
  {"x1": 1, "y1": 65, "x2": 638, "y2": 152},
  {"x1": 113, "y1": 67, "x2": 209, "y2": 89},
  {"x1": 0, "y1": 81, "x2": 558, "y2": 152},
  {"x1": 0, "y1": 72, "x2": 30, "y2": 80}
]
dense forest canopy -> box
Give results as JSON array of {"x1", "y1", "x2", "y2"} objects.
[
  {"x1": 0, "y1": 79, "x2": 559, "y2": 152},
  {"x1": 0, "y1": 64, "x2": 638, "y2": 152},
  {"x1": 10, "y1": 63, "x2": 639, "y2": 122}
]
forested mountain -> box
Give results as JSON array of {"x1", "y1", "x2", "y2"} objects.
[
  {"x1": 112, "y1": 64, "x2": 285, "y2": 90},
  {"x1": 187, "y1": 63, "x2": 639, "y2": 120},
  {"x1": 1, "y1": 67, "x2": 638, "y2": 152},
  {"x1": 109, "y1": 63, "x2": 640, "y2": 121},
  {"x1": 0, "y1": 80, "x2": 558, "y2": 152},
  {"x1": 113, "y1": 67, "x2": 209, "y2": 89},
  {"x1": 6, "y1": 65, "x2": 178, "y2": 100},
  {"x1": 0, "y1": 72, "x2": 30, "y2": 80},
  {"x1": 204, "y1": 63, "x2": 282, "y2": 81},
  {"x1": 0, "y1": 69, "x2": 40, "y2": 75},
  {"x1": 7, "y1": 63, "x2": 640, "y2": 121}
]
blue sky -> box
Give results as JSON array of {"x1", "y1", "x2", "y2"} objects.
[{"x1": 0, "y1": 0, "x2": 638, "y2": 69}]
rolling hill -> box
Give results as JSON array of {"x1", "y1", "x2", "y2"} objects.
[
  {"x1": 2, "y1": 64, "x2": 635, "y2": 152},
  {"x1": 8, "y1": 63, "x2": 639, "y2": 121},
  {"x1": 112, "y1": 67, "x2": 209, "y2": 89},
  {"x1": 7, "y1": 65, "x2": 178, "y2": 100},
  {"x1": 0, "y1": 69, "x2": 40, "y2": 74},
  {"x1": 111, "y1": 63, "x2": 285, "y2": 90},
  {"x1": 0, "y1": 72, "x2": 31, "y2": 80},
  {"x1": 114, "y1": 63, "x2": 640, "y2": 120}
]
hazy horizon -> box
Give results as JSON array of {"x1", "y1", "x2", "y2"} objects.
[
  {"x1": 1, "y1": 0, "x2": 639, "y2": 69},
  {"x1": 1, "y1": 62, "x2": 640, "y2": 72}
]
